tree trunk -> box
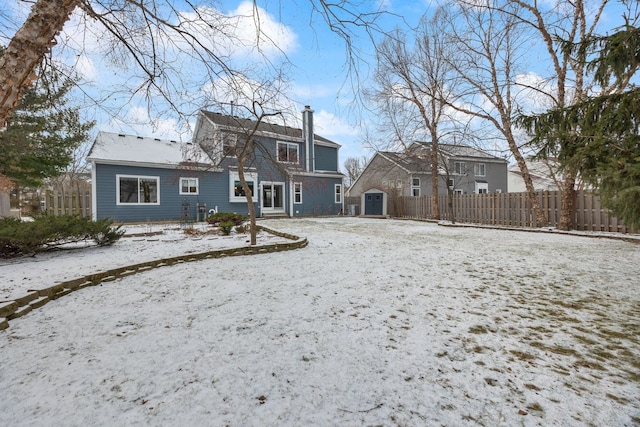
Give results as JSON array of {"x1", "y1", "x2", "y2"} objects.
[
  {"x1": 237, "y1": 162, "x2": 257, "y2": 245},
  {"x1": 558, "y1": 168, "x2": 576, "y2": 231},
  {"x1": 0, "y1": 0, "x2": 80, "y2": 128},
  {"x1": 430, "y1": 134, "x2": 440, "y2": 220}
]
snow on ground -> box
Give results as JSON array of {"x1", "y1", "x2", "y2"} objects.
[
  {"x1": 0, "y1": 222, "x2": 291, "y2": 302},
  {"x1": 0, "y1": 217, "x2": 639, "y2": 426}
]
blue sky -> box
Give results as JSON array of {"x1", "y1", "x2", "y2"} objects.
[
  {"x1": 0, "y1": 0, "x2": 425, "y2": 164},
  {"x1": 0, "y1": 0, "x2": 633, "y2": 167}
]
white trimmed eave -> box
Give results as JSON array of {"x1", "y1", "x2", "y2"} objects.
[
  {"x1": 88, "y1": 158, "x2": 223, "y2": 172},
  {"x1": 289, "y1": 170, "x2": 344, "y2": 179}
]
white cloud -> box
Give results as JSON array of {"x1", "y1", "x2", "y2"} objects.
[
  {"x1": 102, "y1": 106, "x2": 189, "y2": 142},
  {"x1": 176, "y1": 1, "x2": 297, "y2": 62},
  {"x1": 314, "y1": 109, "x2": 359, "y2": 138}
]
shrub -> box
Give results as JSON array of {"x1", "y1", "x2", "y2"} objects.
[
  {"x1": 219, "y1": 220, "x2": 234, "y2": 235},
  {"x1": 0, "y1": 215, "x2": 124, "y2": 258},
  {"x1": 235, "y1": 224, "x2": 249, "y2": 234},
  {"x1": 206, "y1": 212, "x2": 247, "y2": 226}
]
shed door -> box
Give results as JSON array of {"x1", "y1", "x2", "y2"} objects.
[{"x1": 365, "y1": 193, "x2": 383, "y2": 215}]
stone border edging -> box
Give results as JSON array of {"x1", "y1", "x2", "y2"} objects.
[
  {"x1": 0, "y1": 225, "x2": 307, "y2": 331},
  {"x1": 435, "y1": 220, "x2": 640, "y2": 244}
]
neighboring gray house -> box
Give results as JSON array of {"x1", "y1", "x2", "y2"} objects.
[
  {"x1": 88, "y1": 106, "x2": 344, "y2": 222},
  {"x1": 348, "y1": 141, "x2": 508, "y2": 216}
]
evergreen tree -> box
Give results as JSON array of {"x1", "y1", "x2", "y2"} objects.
[
  {"x1": 520, "y1": 24, "x2": 640, "y2": 228},
  {"x1": 0, "y1": 48, "x2": 94, "y2": 187}
]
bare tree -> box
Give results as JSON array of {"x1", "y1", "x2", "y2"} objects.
[
  {"x1": 343, "y1": 155, "x2": 368, "y2": 188},
  {"x1": 0, "y1": 0, "x2": 386, "y2": 131},
  {"x1": 441, "y1": 0, "x2": 549, "y2": 226},
  {"x1": 369, "y1": 9, "x2": 459, "y2": 219},
  {"x1": 503, "y1": 0, "x2": 612, "y2": 230}
]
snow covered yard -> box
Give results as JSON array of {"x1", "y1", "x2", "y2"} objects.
[{"x1": 0, "y1": 217, "x2": 638, "y2": 426}]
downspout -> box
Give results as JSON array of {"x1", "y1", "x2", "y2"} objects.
[
  {"x1": 289, "y1": 177, "x2": 294, "y2": 217},
  {"x1": 91, "y1": 161, "x2": 97, "y2": 221}
]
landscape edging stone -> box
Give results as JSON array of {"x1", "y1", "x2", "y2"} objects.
[{"x1": 0, "y1": 225, "x2": 307, "y2": 331}]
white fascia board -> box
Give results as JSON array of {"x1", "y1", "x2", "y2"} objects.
[
  {"x1": 89, "y1": 158, "x2": 222, "y2": 172},
  {"x1": 291, "y1": 171, "x2": 344, "y2": 179}
]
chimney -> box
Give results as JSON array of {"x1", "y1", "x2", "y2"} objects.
[{"x1": 302, "y1": 105, "x2": 315, "y2": 172}]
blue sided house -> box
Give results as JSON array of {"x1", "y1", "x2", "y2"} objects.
[{"x1": 87, "y1": 106, "x2": 345, "y2": 223}]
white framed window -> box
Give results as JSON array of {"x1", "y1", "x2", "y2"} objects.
[
  {"x1": 335, "y1": 184, "x2": 342, "y2": 204},
  {"x1": 294, "y1": 182, "x2": 302, "y2": 204},
  {"x1": 277, "y1": 141, "x2": 299, "y2": 163},
  {"x1": 179, "y1": 177, "x2": 199, "y2": 195},
  {"x1": 474, "y1": 163, "x2": 486, "y2": 177},
  {"x1": 117, "y1": 175, "x2": 160, "y2": 205},
  {"x1": 453, "y1": 189, "x2": 464, "y2": 195},
  {"x1": 454, "y1": 162, "x2": 466, "y2": 175},
  {"x1": 495, "y1": 189, "x2": 502, "y2": 193},
  {"x1": 448, "y1": 178, "x2": 455, "y2": 189},
  {"x1": 475, "y1": 181, "x2": 489, "y2": 194},
  {"x1": 411, "y1": 177, "x2": 420, "y2": 197},
  {"x1": 229, "y1": 171, "x2": 257, "y2": 203}
]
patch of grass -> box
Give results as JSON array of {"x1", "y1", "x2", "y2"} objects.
[
  {"x1": 468, "y1": 325, "x2": 489, "y2": 334},
  {"x1": 606, "y1": 393, "x2": 630, "y2": 404},
  {"x1": 526, "y1": 402, "x2": 544, "y2": 415},
  {"x1": 597, "y1": 328, "x2": 630, "y2": 340},
  {"x1": 572, "y1": 334, "x2": 598, "y2": 346},
  {"x1": 509, "y1": 350, "x2": 536, "y2": 361}
]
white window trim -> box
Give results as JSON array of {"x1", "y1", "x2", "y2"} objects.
[
  {"x1": 294, "y1": 182, "x2": 302, "y2": 204},
  {"x1": 474, "y1": 163, "x2": 486, "y2": 177},
  {"x1": 448, "y1": 178, "x2": 455, "y2": 189},
  {"x1": 179, "y1": 177, "x2": 199, "y2": 195},
  {"x1": 277, "y1": 141, "x2": 299, "y2": 164},
  {"x1": 411, "y1": 177, "x2": 420, "y2": 196},
  {"x1": 453, "y1": 189, "x2": 464, "y2": 195},
  {"x1": 229, "y1": 171, "x2": 257, "y2": 203},
  {"x1": 454, "y1": 162, "x2": 466, "y2": 175},
  {"x1": 475, "y1": 182, "x2": 489, "y2": 194},
  {"x1": 116, "y1": 174, "x2": 160, "y2": 206},
  {"x1": 335, "y1": 184, "x2": 342, "y2": 204}
]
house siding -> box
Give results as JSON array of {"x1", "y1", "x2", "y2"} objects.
[
  {"x1": 291, "y1": 175, "x2": 343, "y2": 216},
  {"x1": 92, "y1": 108, "x2": 344, "y2": 222},
  {"x1": 314, "y1": 145, "x2": 339, "y2": 172},
  {"x1": 94, "y1": 163, "x2": 258, "y2": 222}
]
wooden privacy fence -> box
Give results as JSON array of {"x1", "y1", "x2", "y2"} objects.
[
  {"x1": 45, "y1": 189, "x2": 91, "y2": 217},
  {"x1": 397, "y1": 190, "x2": 636, "y2": 234}
]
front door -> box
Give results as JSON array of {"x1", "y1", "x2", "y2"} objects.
[{"x1": 262, "y1": 182, "x2": 285, "y2": 213}]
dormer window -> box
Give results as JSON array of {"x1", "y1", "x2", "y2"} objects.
[
  {"x1": 223, "y1": 134, "x2": 237, "y2": 156},
  {"x1": 277, "y1": 141, "x2": 299, "y2": 163}
]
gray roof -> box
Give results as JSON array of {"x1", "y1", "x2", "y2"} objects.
[
  {"x1": 376, "y1": 141, "x2": 506, "y2": 174},
  {"x1": 409, "y1": 141, "x2": 507, "y2": 162},
  {"x1": 378, "y1": 151, "x2": 432, "y2": 173},
  {"x1": 201, "y1": 110, "x2": 340, "y2": 147}
]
